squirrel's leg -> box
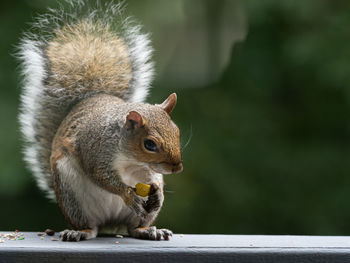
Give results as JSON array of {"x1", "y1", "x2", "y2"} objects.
[
  {"x1": 51, "y1": 149, "x2": 98, "y2": 242},
  {"x1": 128, "y1": 183, "x2": 173, "y2": 240}
]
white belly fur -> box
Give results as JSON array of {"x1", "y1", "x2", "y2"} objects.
[{"x1": 56, "y1": 153, "x2": 163, "y2": 230}]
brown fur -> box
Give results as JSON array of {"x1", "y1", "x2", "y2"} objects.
[
  {"x1": 47, "y1": 20, "x2": 132, "y2": 97},
  {"x1": 126, "y1": 115, "x2": 182, "y2": 165}
]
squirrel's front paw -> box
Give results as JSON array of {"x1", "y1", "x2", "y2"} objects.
[
  {"x1": 145, "y1": 183, "x2": 163, "y2": 213},
  {"x1": 129, "y1": 226, "x2": 173, "y2": 241},
  {"x1": 129, "y1": 191, "x2": 148, "y2": 219},
  {"x1": 126, "y1": 184, "x2": 162, "y2": 219}
]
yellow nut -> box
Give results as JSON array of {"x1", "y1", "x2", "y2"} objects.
[{"x1": 135, "y1": 183, "x2": 151, "y2": 197}]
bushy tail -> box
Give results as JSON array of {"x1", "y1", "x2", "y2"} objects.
[{"x1": 17, "y1": 1, "x2": 154, "y2": 199}]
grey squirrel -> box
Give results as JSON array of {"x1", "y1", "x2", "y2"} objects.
[{"x1": 18, "y1": 1, "x2": 183, "y2": 241}]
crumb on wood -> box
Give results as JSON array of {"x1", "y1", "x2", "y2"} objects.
[{"x1": 45, "y1": 229, "x2": 55, "y2": 236}]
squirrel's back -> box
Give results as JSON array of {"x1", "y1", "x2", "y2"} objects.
[{"x1": 18, "y1": 1, "x2": 154, "y2": 199}]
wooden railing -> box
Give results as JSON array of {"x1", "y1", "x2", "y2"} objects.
[{"x1": 1, "y1": 232, "x2": 350, "y2": 262}]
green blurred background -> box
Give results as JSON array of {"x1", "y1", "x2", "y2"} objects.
[{"x1": 1, "y1": 0, "x2": 350, "y2": 235}]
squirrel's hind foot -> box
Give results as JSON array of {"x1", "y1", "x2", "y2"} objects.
[
  {"x1": 59, "y1": 228, "x2": 97, "y2": 242},
  {"x1": 129, "y1": 226, "x2": 173, "y2": 241}
]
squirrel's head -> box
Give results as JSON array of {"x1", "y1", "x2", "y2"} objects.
[{"x1": 124, "y1": 93, "x2": 183, "y2": 174}]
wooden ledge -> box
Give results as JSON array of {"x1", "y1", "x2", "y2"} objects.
[{"x1": 1, "y1": 232, "x2": 350, "y2": 262}]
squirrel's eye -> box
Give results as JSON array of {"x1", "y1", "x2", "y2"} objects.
[{"x1": 144, "y1": 139, "x2": 157, "y2": 152}]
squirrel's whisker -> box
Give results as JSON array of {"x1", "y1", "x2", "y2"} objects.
[{"x1": 181, "y1": 124, "x2": 193, "y2": 152}]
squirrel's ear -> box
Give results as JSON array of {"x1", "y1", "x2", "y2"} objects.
[
  {"x1": 126, "y1": 111, "x2": 145, "y2": 130},
  {"x1": 160, "y1": 93, "x2": 177, "y2": 115}
]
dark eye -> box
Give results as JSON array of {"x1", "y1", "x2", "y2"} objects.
[{"x1": 144, "y1": 139, "x2": 157, "y2": 152}]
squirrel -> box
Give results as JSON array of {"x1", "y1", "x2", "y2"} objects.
[{"x1": 17, "y1": 1, "x2": 183, "y2": 241}]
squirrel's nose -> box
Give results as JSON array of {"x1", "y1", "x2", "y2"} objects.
[{"x1": 171, "y1": 162, "x2": 183, "y2": 174}]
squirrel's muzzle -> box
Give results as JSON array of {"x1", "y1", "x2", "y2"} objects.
[
  {"x1": 149, "y1": 162, "x2": 183, "y2": 175},
  {"x1": 171, "y1": 162, "x2": 183, "y2": 174}
]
